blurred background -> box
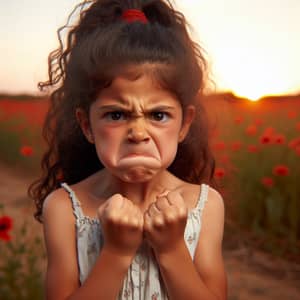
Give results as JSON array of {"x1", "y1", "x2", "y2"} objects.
[{"x1": 0, "y1": 1, "x2": 299, "y2": 299}]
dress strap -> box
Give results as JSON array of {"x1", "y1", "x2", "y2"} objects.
[
  {"x1": 61, "y1": 182, "x2": 84, "y2": 220},
  {"x1": 195, "y1": 184, "x2": 209, "y2": 215}
]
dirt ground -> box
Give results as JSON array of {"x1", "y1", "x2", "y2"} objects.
[{"x1": 0, "y1": 163, "x2": 299, "y2": 300}]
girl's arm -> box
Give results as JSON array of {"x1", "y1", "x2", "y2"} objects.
[
  {"x1": 43, "y1": 190, "x2": 143, "y2": 300},
  {"x1": 144, "y1": 188, "x2": 227, "y2": 300}
]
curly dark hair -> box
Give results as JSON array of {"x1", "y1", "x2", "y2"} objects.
[{"x1": 29, "y1": 0, "x2": 215, "y2": 222}]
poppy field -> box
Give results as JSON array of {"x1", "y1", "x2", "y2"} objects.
[
  {"x1": 0, "y1": 96, "x2": 47, "y2": 299},
  {"x1": 0, "y1": 97, "x2": 48, "y2": 171},
  {"x1": 0, "y1": 94, "x2": 299, "y2": 253},
  {"x1": 0, "y1": 94, "x2": 300, "y2": 245},
  {"x1": 0, "y1": 93, "x2": 299, "y2": 299},
  {"x1": 204, "y1": 93, "x2": 300, "y2": 257}
]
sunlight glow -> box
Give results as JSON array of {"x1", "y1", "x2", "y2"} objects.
[
  {"x1": 178, "y1": 0, "x2": 300, "y2": 101},
  {"x1": 1, "y1": 0, "x2": 300, "y2": 96},
  {"x1": 208, "y1": 40, "x2": 299, "y2": 101}
]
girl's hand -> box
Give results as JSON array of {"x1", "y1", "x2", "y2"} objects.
[
  {"x1": 98, "y1": 194, "x2": 144, "y2": 257},
  {"x1": 143, "y1": 191, "x2": 188, "y2": 255}
]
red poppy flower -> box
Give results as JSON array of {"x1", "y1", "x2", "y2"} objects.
[
  {"x1": 296, "y1": 122, "x2": 300, "y2": 132},
  {"x1": 0, "y1": 215, "x2": 13, "y2": 242},
  {"x1": 259, "y1": 134, "x2": 272, "y2": 144},
  {"x1": 247, "y1": 144, "x2": 259, "y2": 153},
  {"x1": 245, "y1": 124, "x2": 257, "y2": 136},
  {"x1": 212, "y1": 141, "x2": 226, "y2": 151},
  {"x1": 274, "y1": 134, "x2": 286, "y2": 145},
  {"x1": 231, "y1": 141, "x2": 242, "y2": 151},
  {"x1": 214, "y1": 167, "x2": 225, "y2": 179},
  {"x1": 234, "y1": 116, "x2": 244, "y2": 125},
  {"x1": 273, "y1": 165, "x2": 289, "y2": 176},
  {"x1": 261, "y1": 177, "x2": 274, "y2": 187},
  {"x1": 20, "y1": 145, "x2": 33, "y2": 157},
  {"x1": 289, "y1": 137, "x2": 300, "y2": 149}
]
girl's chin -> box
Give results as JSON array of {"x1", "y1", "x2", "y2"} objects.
[{"x1": 104, "y1": 156, "x2": 167, "y2": 182}]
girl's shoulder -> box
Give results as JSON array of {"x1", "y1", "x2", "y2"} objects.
[
  {"x1": 42, "y1": 184, "x2": 77, "y2": 223},
  {"x1": 44, "y1": 172, "x2": 108, "y2": 220},
  {"x1": 177, "y1": 180, "x2": 223, "y2": 212},
  {"x1": 203, "y1": 185, "x2": 224, "y2": 214}
]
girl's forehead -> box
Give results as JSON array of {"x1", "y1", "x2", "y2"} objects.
[
  {"x1": 108, "y1": 62, "x2": 175, "y2": 87},
  {"x1": 94, "y1": 79, "x2": 181, "y2": 110},
  {"x1": 112, "y1": 73, "x2": 161, "y2": 90},
  {"x1": 99, "y1": 73, "x2": 176, "y2": 99},
  {"x1": 94, "y1": 63, "x2": 182, "y2": 106}
]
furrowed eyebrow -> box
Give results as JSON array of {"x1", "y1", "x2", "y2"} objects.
[
  {"x1": 96, "y1": 105, "x2": 129, "y2": 111},
  {"x1": 97, "y1": 105, "x2": 176, "y2": 112},
  {"x1": 96, "y1": 95, "x2": 129, "y2": 109},
  {"x1": 147, "y1": 105, "x2": 175, "y2": 111}
]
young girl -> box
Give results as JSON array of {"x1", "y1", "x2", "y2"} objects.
[{"x1": 30, "y1": 0, "x2": 227, "y2": 299}]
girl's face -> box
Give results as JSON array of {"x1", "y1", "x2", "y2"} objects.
[{"x1": 77, "y1": 74, "x2": 195, "y2": 183}]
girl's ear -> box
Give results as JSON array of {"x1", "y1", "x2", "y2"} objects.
[
  {"x1": 75, "y1": 108, "x2": 94, "y2": 144},
  {"x1": 178, "y1": 105, "x2": 195, "y2": 142}
]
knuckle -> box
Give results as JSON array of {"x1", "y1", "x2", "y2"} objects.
[
  {"x1": 167, "y1": 190, "x2": 177, "y2": 199},
  {"x1": 124, "y1": 197, "x2": 132, "y2": 206},
  {"x1": 120, "y1": 215, "x2": 129, "y2": 225},
  {"x1": 111, "y1": 193, "x2": 123, "y2": 202},
  {"x1": 165, "y1": 212, "x2": 176, "y2": 223},
  {"x1": 129, "y1": 218, "x2": 139, "y2": 229},
  {"x1": 148, "y1": 205, "x2": 156, "y2": 216},
  {"x1": 156, "y1": 197, "x2": 164, "y2": 207},
  {"x1": 178, "y1": 207, "x2": 188, "y2": 218},
  {"x1": 106, "y1": 214, "x2": 117, "y2": 225},
  {"x1": 153, "y1": 216, "x2": 164, "y2": 228},
  {"x1": 150, "y1": 202, "x2": 156, "y2": 210}
]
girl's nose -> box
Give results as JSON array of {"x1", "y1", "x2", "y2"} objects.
[{"x1": 127, "y1": 118, "x2": 150, "y2": 143}]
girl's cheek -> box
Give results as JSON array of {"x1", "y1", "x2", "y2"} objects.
[{"x1": 95, "y1": 123, "x2": 118, "y2": 138}]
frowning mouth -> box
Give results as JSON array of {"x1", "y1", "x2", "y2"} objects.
[
  {"x1": 123, "y1": 153, "x2": 154, "y2": 158},
  {"x1": 122, "y1": 147, "x2": 156, "y2": 156},
  {"x1": 117, "y1": 152, "x2": 161, "y2": 169}
]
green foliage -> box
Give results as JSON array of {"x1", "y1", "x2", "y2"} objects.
[{"x1": 0, "y1": 207, "x2": 45, "y2": 300}]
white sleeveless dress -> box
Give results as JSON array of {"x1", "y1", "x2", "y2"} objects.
[{"x1": 61, "y1": 183, "x2": 209, "y2": 300}]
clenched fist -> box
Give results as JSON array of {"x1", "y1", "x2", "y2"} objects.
[
  {"x1": 98, "y1": 194, "x2": 144, "y2": 257},
  {"x1": 143, "y1": 190, "x2": 188, "y2": 255}
]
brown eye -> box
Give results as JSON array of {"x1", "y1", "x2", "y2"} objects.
[
  {"x1": 104, "y1": 111, "x2": 126, "y2": 121},
  {"x1": 150, "y1": 111, "x2": 169, "y2": 122}
]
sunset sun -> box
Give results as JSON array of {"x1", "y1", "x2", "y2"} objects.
[{"x1": 209, "y1": 41, "x2": 297, "y2": 102}]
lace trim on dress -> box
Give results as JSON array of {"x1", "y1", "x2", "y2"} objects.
[
  {"x1": 61, "y1": 183, "x2": 100, "y2": 225},
  {"x1": 188, "y1": 184, "x2": 209, "y2": 219}
]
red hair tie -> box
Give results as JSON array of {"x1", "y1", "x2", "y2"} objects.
[{"x1": 121, "y1": 9, "x2": 148, "y2": 24}]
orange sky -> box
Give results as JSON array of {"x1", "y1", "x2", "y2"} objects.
[{"x1": 1, "y1": 0, "x2": 300, "y2": 100}]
